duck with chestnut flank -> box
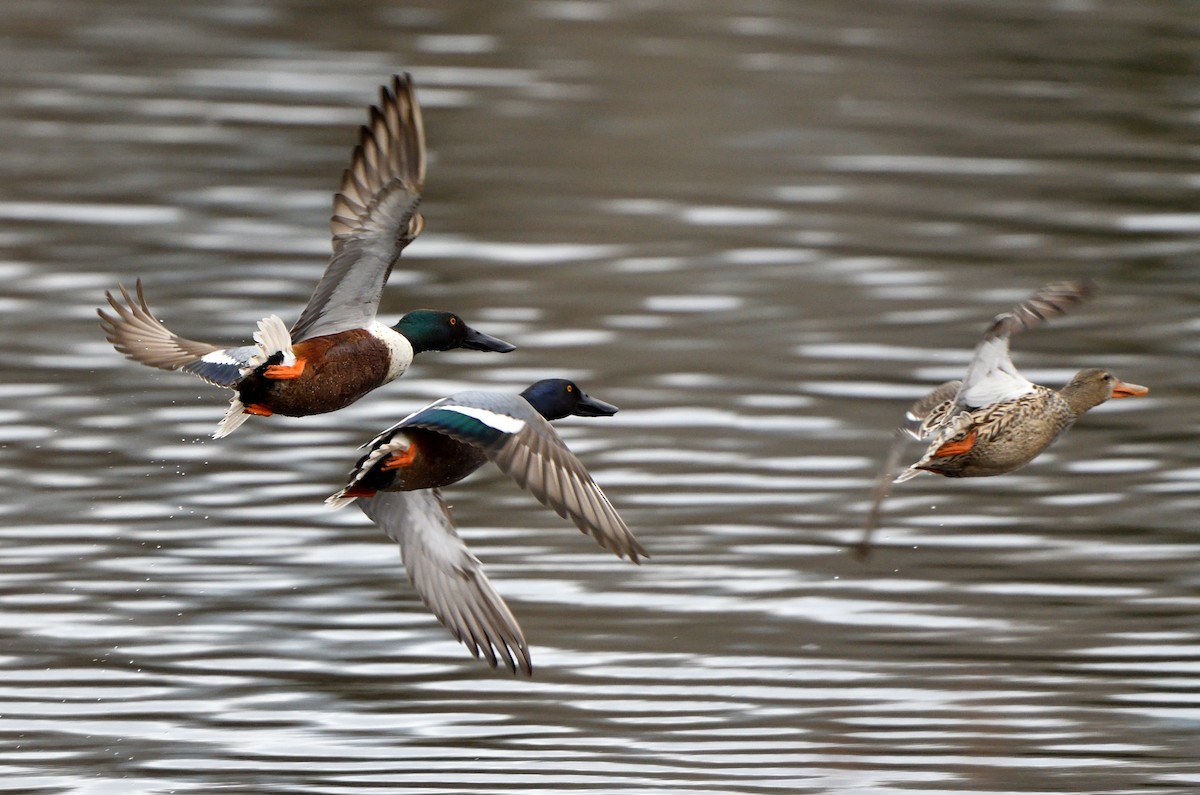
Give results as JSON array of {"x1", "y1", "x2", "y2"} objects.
[
  {"x1": 327, "y1": 378, "x2": 646, "y2": 675},
  {"x1": 860, "y1": 280, "x2": 1148, "y2": 557},
  {"x1": 98, "y1": 74, "x2": 515, "y2": 438}
]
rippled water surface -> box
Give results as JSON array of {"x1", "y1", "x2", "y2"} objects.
[{"x1": 3, "y1": 1, "x2": 1198, "y2": 792}]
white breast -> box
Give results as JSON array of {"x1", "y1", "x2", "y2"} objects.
[{"x1": 369, "y1": 321, "x2": 415, "y2": 382}]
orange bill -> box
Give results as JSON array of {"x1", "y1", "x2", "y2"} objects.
[{"x1": 1112, "y1": 380, "x2": 1149, "y2": 399}]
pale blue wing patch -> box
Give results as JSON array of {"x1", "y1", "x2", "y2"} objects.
[
  {"x1": 212, "y1": 315, "x2": 293, "y2": 439},
  {"x1": 181, "y1": 346, "x2": 257, "y2": 388}
]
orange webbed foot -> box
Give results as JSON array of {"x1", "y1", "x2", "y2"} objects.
[
  {"x1": 933, "y1": 428, "x2": 977, "y2": 458},
  {"x1": 243, "y1": 403, "x2": 273, "y2": 417},
  {"x1": 264, "y1": 358, "x2": 306, "y2": 380},
  {"x1": 380, "y1": 447, "x2": 416, "y2": 471}
]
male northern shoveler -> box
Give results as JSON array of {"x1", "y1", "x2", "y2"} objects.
[
  {"x1": 98, "y1": 74, "x2": 515, "y2": 438},
  {"x1": 860, "y1": 280, "x2": 1148, "y2": 557},
  {"x1": 326, "y1": 378, "x2": 647, "y2": 675}
]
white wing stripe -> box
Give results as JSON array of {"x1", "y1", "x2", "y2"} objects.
[
  {"x1": 200, "y1": 351, "x2": 242, "y2": 366},
  {"x1": 441, "y1": 405, "x2": 527, "y2": 434}
]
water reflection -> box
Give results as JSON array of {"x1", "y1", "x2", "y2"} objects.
[{"x1": 2, "y1": 0, "x2": 1197, "y2": 792}]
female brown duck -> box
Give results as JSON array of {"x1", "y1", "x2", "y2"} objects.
[{"x1": 861, "y1": 280, "x2": 1148, "y2": 556}]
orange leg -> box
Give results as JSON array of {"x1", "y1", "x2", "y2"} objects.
[
  {"x1": 264, "y1": 358, "x2": 307, "y2": 380},
  {"x1": 933, "y1": 428, "x2": 977, "y2": 458},
  {"x1": 243, "y1": 403, "x2": 274, "y2": 416},
  {"x1": 380, "y1": 447, "x2": 417, "y2": 471}
]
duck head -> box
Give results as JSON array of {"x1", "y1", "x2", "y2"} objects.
[
  {"x1": 1061, "y1": 368, "x2": 1149, "y2": 415},
  {"x1": 520, "y1": 379, "x2": 619, "y2": 421},
  {"x1": 393, "y1": 310, "x2": 516, "y2": 354}
]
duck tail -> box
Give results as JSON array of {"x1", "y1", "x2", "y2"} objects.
[
  {"x1": 324, "y1": 490, "x2": 357, "y2": 511},
  {"x1": 213, "y1": 394, "x2": 252, "y2": 439},
  {"x1": 210, "y1": 315, "x2": 292, "y2": 439},
  {"x1": 251, "y1": 314, "x2": 295, "y2": 369},
  {"x1": 893, "y1": 466, "x2": 926, "y2": 483}
]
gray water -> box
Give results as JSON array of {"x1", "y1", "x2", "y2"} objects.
[{"x1": 2, "y1": 1, "x2": 1198, "y2": 792}]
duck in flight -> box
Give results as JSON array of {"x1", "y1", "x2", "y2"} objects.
[
  {"x1": 860, "y1": 280, "x2": 1148, "y2": 557},
  {"x1": 327, "y1": 379, "x2": 647, "y2": 675},
  {"x1": 98, "y1": 74, "x2": 515, "y2": 438}
]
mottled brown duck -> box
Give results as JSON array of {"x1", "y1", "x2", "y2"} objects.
[{"x1": 859, "y1": 280, "x2": 1148, "y2": 558}]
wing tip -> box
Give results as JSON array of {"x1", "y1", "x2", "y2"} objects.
[
  {"x1": 328, "y1": 72, "x2": 426, "y2": 249},
  {"x1": 98, "y1": 278, "x2": 232, "y2": 377},
  {"x1": 984, "y1": 278, "x2": 1098, "y2": 340},
  {"x1": 448, "y1": 610, "x2": 532, "y2": 677}
]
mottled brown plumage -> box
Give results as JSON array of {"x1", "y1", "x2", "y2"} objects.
[
  {"x1": 907, "y1": 368, "x2": 1146, "y2": 479},
  {"x1": 858, "y1": 281, "x2": 1148, "y2": 558}
]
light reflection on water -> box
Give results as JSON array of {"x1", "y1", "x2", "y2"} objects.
[{"x1": 2, "y1": 0, "x2": 1198, "y2": 792}]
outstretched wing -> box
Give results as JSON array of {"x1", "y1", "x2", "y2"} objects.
[
  {"x1": 956, "y1": 279, "x2": 1095, "y2": 410},
  {"x1": 402, "y1": 393, "x2": 647, "y2": 563},
  {"x1": 290, "y1": 73, "x2": 427, "y2": 343},
  {"x1": 358, "y1": 489, "x2": 531, "y2": 675},
  {"x1": 488, "y1": 411, "x2": 647, "y2": 562},
  {"x1": 98, "y1": 280, "x2": 253, "y2": 387},
  {"x1": 858, "y1": 379, "x2": 963, "y2": 557}
]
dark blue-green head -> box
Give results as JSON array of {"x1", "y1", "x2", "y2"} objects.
[
  {"x1": 520, "y1": 379, "x2": 619, "y2": 421},
  {"x1": 393, "y1": 310, "x2": 517, "y2": 355}
]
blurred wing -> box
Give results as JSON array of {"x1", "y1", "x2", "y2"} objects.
[
  {"x1": 857, "y1": 428, "x2": 910, "y2": 561},
  {"x1": 904, "y1": 379, "x2": 963, "y2": 440},
  {"x1": 985, "y1": 279, "x2": 1096, "y2": 341},
  {"x1": 98, "y1": 280, "x2": 251, "y2": 387},
  {"x1": 956, "y1": 279, "x2": 1095, "y2": 409},
  {"x1": 860, "y1": 377, "x2": 974, "y2": 557},
  {"x1": 956, "y1": 333, "x2": 1031, "y2": 409},
  {"x1": 358, "y1": 490, "x2": 530, "y2": 675},
  {"x1": 291, "y1": 73, "x2": 427, "y2": 342}
]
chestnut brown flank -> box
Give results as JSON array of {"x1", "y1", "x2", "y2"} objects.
[
  {"x1": 357, "y1": 430, "x2": 488, "y2": 492},
  {"x1": 237, "y1": 330, "x2": 391, "y2": 416}
]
